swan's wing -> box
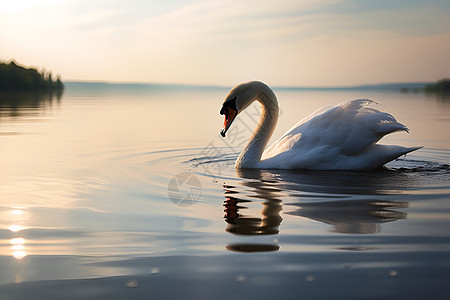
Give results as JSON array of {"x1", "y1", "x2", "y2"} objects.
[
  {"x1": 262, "y1": 104, "x2": 333, "y2": 156},
  {"x1": 263, "y1": 99, "x2": 409, "y2": 160}
]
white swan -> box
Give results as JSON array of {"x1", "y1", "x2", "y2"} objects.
[{"x1": 219, "y1": 81, "x2": 422, "y2": 170}]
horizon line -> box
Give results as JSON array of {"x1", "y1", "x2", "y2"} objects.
[{"x1": 64, "y1": 80, "x2": 433, "y2": 90}]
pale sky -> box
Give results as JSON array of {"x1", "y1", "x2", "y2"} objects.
[{"x1": 1, "y1": 0, "x2": 450, "y2": 86}]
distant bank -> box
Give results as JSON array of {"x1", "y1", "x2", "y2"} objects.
[
  {"x1": 64, "y1": 80, "x2": 450, "y2": 99},
  {"x1": 2, "y1": 58, "x2": 445, "y2": 95},
  {"x1": 0, "y1": 60, "x2": 64, "y2": 92},
  {"x1": 424, "y1": 79, "x2": 450, "y2": 95},
  {"x1": 64, "y1": 80, "x2": 431, "y2": 92}
]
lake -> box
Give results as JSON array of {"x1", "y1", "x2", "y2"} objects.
[{"x1": 0, "y1": 83, "x2": 449, "y2": 299}]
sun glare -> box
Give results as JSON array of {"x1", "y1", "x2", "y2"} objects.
[
  {"x1": 0, "y1": 1, "x2": 36, "y2": 13},
  {"x1": 8, "y1": 225, "x2": 27, "y2": 232},
  {"x1": 9, "y1": 238, "x2": 27, "y2": 260}
]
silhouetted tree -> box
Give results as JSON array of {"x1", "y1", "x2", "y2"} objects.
[
  {"x1": 425, "y1": 79, "x2": 450, "y2": 94},
  {"x1": 0, "y1": 60, "x2": 64, "y2": 92}
]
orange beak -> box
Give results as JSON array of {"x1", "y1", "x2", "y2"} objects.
[{"x1": 220, "y1": 106, "x2": 237, "y2": 137}]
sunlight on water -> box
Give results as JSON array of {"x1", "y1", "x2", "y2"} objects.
[{"x1": 0, "y1": 85, "x2": 449, "y2": 299}]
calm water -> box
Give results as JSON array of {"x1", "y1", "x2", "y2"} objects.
[{"x1": 0, "y1": 84, "x2": 449, "y2": 299}]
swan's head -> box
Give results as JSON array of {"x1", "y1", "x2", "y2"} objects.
[{"x1": 220, "y1": 81, "x2": 262, "y2": 137}]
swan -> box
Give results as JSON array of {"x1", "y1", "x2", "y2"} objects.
[{"x1": 219, "y1": 81, "x2": 422, "y2": 170}]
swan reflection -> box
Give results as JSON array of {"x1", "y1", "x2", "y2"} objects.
[
  {"x1": 286, "y1": 199, "x2": 407, "y2": 234},
  {"x1": 223, "y1": 182, "x2": 282, "y2": 252},
  {"x1": 224, "y1": 168, "x2": 410, "y2": 251},
  {"x1": 224, "y1": 195, "x2": 282, "y2": 236},
  {"x1": 224, "y1": 169, "x2": 284, "y2": 237}
]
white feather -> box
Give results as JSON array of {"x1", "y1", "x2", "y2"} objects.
[{"x1": 221, "y1": 81, "x2": 422, "y2": 170}]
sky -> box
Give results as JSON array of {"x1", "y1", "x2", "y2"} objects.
[{"x1": 1, "y1": 0, "x2": 450, "y2": 86}]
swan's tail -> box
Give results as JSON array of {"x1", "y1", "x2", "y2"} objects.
[
  {"x1": 401, "y1": 145, "x2": 423, "y2": 155},
  {"x1": 374, "y1": 145, "x2": 423, "y2": 168},
  {"x1": 352, "y1": 144, "x2": 423, "y2": 170}
]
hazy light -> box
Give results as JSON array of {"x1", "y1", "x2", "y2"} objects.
[
  {"x1": 1, "y1": 1, "x2": 449, "y2": 85},
  {"x1": 8, "y1": 225, "x2": 27, "y2": 232},
  {"x1": 390, "y1": 270, "x2": 399, "y2": 277},
  {"x1": 125, "y1": 279, "x2": 139, "y2": 288},
  {"x1": 10, "y1": 238, "x2": 25, "y2": 245},
  {"x1": 12, "y1": 245, "x2": 25, "y2": 251},
  {"x1": 0, "y1": 1, "x2": 36, "y2": 13},
  {"x1": 11, "y1": 209, "x2": 24, "y2": 216},
  {"x1": 13, "y1": 251, "x2": 27, "y2": 260},
  {"x1": 10, "y1": 238, "x2": 27, "y2": 259},
  {"x1": 151, "y1": 267, "x2": 160, "y2": 275}
]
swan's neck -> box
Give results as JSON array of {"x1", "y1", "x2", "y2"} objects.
[{"x1": 235, "y1": 88, "x2": 279, "y2": 168}]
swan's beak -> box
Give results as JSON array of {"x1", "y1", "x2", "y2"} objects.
[{"x1": 220, "y1": 106, "x2": 237, "y2": 137}]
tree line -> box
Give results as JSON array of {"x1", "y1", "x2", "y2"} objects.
[
  {"x1": 0, "y1": 60, "x2": 64, "y2": 92},
  {"x1": 425, "y1": 78, "x2": 450, "y2": 94}
]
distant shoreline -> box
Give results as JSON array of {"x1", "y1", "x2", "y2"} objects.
[{"x1": 64, "y1": 81, "x2": 431, "y2": 92}]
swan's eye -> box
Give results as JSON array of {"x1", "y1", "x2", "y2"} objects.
[
  {"x1": 220, "y1": 106, "x2": 227, "y2": 115},
  {"x1": 220, "y1": 95, "x2": 238, "y2": 115}
]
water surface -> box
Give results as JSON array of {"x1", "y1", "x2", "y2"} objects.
[{"x1": 0, "y1": 84, "x2": 449, "y2": 299}]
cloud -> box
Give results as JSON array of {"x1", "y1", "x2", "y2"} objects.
[
  {"x1": 1, "y1": 0, "x2": 449, "y2": 85},
  {"x1": 117, "y1": 0, "x2": 450, "y2": 85},
  {"x1": 0, "y1": 0, "x2": 58, "y2": 13}
]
